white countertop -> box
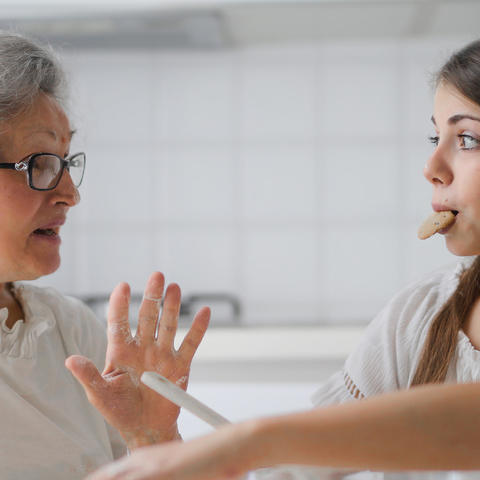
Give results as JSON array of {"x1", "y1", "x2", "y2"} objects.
[{"x1": 177, "y1": 325, "x2": 366, "y2": 361}]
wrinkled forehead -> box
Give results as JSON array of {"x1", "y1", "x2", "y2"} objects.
[{"x1": 0, "y1": 93, "x2": 73, "y2": 152}]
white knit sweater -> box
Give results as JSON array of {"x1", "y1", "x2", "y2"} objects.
[{"x1": 311, "y1": 256, "x2": 479, "y2": 407}]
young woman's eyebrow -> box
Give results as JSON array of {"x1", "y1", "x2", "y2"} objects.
[
  {"x1": 448, "y1": 114, "x2": 480, "y2": 124},
  {"x1": 432, "y1": 114, "x2": 480, "y2": 126}
]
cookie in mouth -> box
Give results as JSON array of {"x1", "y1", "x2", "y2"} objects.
[{"x1": 417, "y1": 210, "x2": 457, "y2": 240}]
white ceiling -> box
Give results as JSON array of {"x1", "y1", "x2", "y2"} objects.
[{"x1": 0, "y1": 1, "x2": 478, "y2": 49}]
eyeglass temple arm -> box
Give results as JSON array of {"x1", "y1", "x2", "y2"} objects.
[{"x1": 0, "y1": 163, "x2": 16, "y2": 170}]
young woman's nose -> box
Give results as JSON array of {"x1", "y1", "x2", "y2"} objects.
[
  {"x1": 49, "y1": 170, "x2": 80, "y2": 207},
  {"x1": 423, "y1": 146, "x2": 454, "y2": 186}
]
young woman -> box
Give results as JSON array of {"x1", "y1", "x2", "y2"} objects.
[
  {"x1": 0, "y1": 32, "x2": 209, "y2": 479},
  {"x1": 85, "y1": 37, "x2": 480, "y2": 480}
]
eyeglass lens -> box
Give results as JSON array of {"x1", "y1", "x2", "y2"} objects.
[
  {"x1": 31, "y1": 155, "x2": 62, "y2": 190},
  {"x1": 31, "y1": 153, "x2": 85, "y2": 190},
  {"x1": 67, "y1": 154, "x2": 85, "y2": 188}
]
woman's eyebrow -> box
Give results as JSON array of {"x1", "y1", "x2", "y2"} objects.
[
  {"x1": 448, "y1": 114, "x2": 480, "y2": 124},
  {"x1": 430, "y1": 114, "x2": 480, "y2": 126},
  {"x1": 23, "y1": 128, "x2": 76, "y2": 140}
]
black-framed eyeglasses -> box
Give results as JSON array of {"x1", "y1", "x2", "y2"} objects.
[{"x1": 0, "y1": 152, "x2": 86, "y2": 191}]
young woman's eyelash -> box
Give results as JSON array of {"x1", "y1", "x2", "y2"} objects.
[
  {"x1": 428, "y1": 135, "x2": 439, "y2": 146},
  {"x1": 458, "y1": 133, "x2": 480, "y2": 150}
]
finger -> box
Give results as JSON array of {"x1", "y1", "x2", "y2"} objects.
[
  {"x1": 156, "y1": 283, "x2": 181, "y2": 348},
  {"x1": 178, "y1": 306, "x2": 210, "y2": 361},
  {"x1": 65, "y1": 355, "x2": 108, "y2": 407},
  {"x1": 107, "y1": 282, "x2": 133, "y2": 345},
  {"x1": 135, "y1": 272, "x2": 165, "y2": 343}
]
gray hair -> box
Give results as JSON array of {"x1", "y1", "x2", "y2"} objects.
[{"x1": 0, "y1": 31, "x2": 66, "y2": 122}]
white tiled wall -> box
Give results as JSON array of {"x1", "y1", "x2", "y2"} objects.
[{"x1": 33, "y1": 36, "x2": 472, "y2": 325}]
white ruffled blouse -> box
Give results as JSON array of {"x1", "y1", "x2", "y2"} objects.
[
  {"x1": 256, "y1": 260, "x2": 480, "y2": 480},
  {"x1": 312, "y1": 257, "x2": 480, "y2": 407},
  {"x1": 0, "y1": 283, "x2": 126, "y2": 480}
]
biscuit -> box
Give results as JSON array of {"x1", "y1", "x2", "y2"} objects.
[{"x1": 417, "y1": 211, "x2": 456, "y2": 240}]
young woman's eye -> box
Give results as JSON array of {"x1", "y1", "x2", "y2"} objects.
[
  {"x1": 428, "y1": 135, "x2": 439, "y2": 146},
  {"x1": 458, "y1": 134, "x2": 480, "y2": 150}
]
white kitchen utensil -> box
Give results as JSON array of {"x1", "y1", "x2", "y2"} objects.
[{"x1": 141, "y1": 371, "x2": 230, "y2": 428}]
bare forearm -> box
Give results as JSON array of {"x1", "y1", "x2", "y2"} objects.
[
  {"x1": 86, "y1": 383, "x2": 480, "y2": 480},
  {"x1": 242, "y1": 382, "x2": 480, "y2": 472}
]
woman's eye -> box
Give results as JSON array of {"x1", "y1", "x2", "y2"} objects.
[
  {"x1": 459, "y1": 134, "x2": 480, "y2": 150},
  {"x1": 428, "y1": 135, "x2": 439, "y2": 146}
]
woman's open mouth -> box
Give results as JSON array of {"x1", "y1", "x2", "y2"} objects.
[
  {"x1": 34, "y1": 228, "x2": 57, "y2": 237},
  {"x1": 32, "y1": 228, "x2": 61, "y2": 244}
]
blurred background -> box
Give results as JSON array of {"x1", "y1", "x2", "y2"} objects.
[{"x1": 6, "y1": 0, "x2": 479, "y2": 437}]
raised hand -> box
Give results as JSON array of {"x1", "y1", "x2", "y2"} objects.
[{"x1": 66, "y1": 272, "x2": 210, "y2": 449}]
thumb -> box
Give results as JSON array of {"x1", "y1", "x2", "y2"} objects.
[{"x1": 65, "y1": 355, "x2": 107, "y2": 405}]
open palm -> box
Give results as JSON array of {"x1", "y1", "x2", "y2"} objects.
[{"x1": 66, "y1": 272, "x2": 210, "y2": 449}]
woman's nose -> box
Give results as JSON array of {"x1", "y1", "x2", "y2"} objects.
[
  {"x1": 50, "y1": 170, "x2": 81, "y2": 207},
  {"x1": 423, "y1": 146, "x2": 453, "y2": 186}
]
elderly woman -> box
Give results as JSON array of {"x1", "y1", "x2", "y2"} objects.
[{"x1": 0, "y1": 32, "x2": 209, "y2": 479}]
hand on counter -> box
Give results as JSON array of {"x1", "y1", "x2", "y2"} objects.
[{"x1": 66, "y1": 271, "x2": 210, "y2": 449}]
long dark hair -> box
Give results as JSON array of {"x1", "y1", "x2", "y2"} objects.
[
  {"x1": 411, "y1": 257, "x2": 480, "y2": 385},
  {"x1": 411, "y1": 40, "x2": 480, "y2": 386}
]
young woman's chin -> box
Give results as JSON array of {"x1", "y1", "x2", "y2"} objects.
[{"x1": 444, "y1": 237, "x2": 480, "y2": 257}]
